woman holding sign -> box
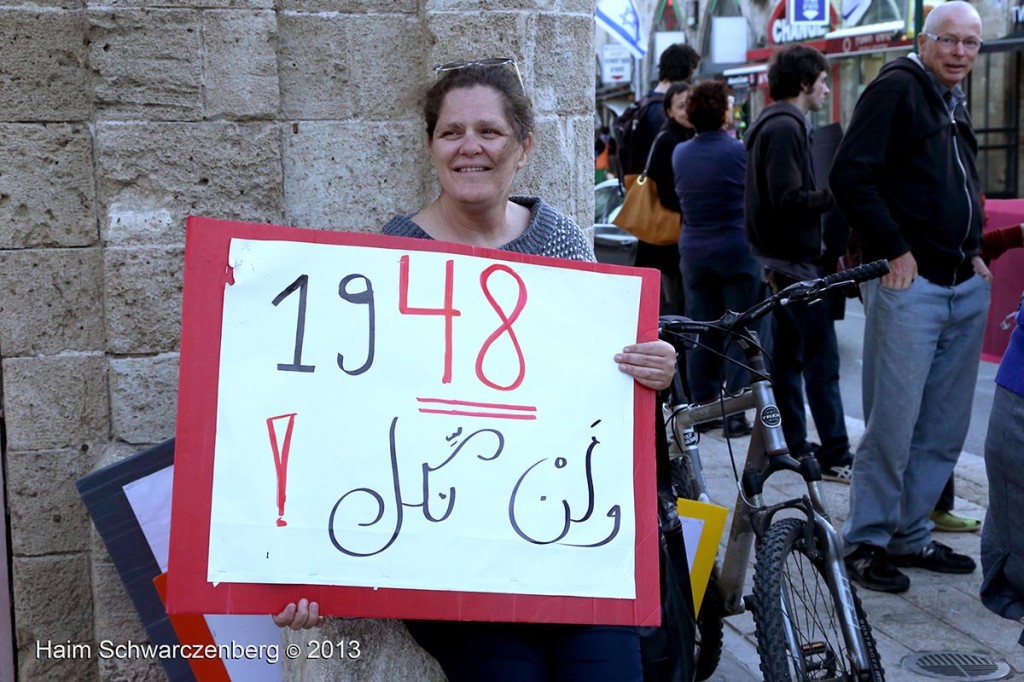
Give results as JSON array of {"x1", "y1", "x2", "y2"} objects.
[{"x1": 274, "y1": 60, "x2": 677, "y2": 681}]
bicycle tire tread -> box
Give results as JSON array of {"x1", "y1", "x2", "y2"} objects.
[{"x1": 752, "y1": 518, "x2": 885, "y2": 682}]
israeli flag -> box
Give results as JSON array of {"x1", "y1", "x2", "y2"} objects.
[{"x1": 596, "y1": 0, "x2": 648, "y2": 60}]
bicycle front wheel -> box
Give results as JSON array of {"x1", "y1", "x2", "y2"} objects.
[{"x1": 752, "y1": 518, "x2": 884, "y2": 682}]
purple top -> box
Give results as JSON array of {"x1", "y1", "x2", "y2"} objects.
[{"x1": 672, "y1": 131, "x2": 755, "y2": 268}]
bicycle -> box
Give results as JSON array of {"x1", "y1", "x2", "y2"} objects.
[{"x1": 658, "y1": 260, "x2": 890, "y2": 682}]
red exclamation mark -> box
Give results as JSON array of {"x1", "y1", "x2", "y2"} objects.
[{"x1": 267, "y1": 413, "x2": 297, "y2": 527}]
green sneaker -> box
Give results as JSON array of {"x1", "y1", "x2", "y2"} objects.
[{"x1": 929, "y1": 510, "x2": 982, "y2": 533}]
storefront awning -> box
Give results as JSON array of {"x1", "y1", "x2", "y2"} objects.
[
  {"x1": 721, "y1": 63, "x2": 768, "y2": 89},
  {"x1": 822, "y1": 20, "x2": 910, "y2": 57}
]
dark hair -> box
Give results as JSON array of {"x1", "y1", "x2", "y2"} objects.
[
  {"x1": 424, "y1": 64, "x2": 534, "y2": 143},
  {"x1": 662, "y1": 82, "x2": 691, "y2": 114},
  {"x1": 658, "y1": 44, "x2": 701, "y2": 83},
  {"x1": 685, "y1": 80, "x2": 729, "y2": 133},
  {"x1": 768, "y1": 45, "x2": 828, "y2": 100}
]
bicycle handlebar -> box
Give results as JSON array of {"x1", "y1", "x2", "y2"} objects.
[{"x1": 660, "y1": 259, "x2": 890, "y2": 337}]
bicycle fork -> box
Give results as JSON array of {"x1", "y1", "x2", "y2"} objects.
[
  {"x1": 712, "y1": 377, "x2": 876, "y2": 673},
  {"x1": 808, "y1": 508, "x2": 877, "y2": 676}
]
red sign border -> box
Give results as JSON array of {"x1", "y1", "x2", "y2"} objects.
[{"x1": 166, "y1": 216, "x2": 663, "y2": 626}]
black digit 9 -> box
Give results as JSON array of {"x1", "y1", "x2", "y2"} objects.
[{"x1": 337, "y1": 274, "x2": 375, "y2": 375}]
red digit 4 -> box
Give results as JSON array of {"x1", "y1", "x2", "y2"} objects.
[{"x1": 398, "y1": 255, "x2": 462, "y2": 384}]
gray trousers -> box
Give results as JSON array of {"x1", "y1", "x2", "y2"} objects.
[
  {"x1": 981, "y1": 384, "x2": 1024, "y2": 622},
  {"x1": 843, "y1": 275, "x2": 990, "y2": 555}
]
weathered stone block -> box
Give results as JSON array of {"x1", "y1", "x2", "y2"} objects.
[
  {"x1": 96, "y1": 121, "x2": 284, "y2": 245},
  {"x1": 13, "y1": 554, "x2": 98, "y2": 682},
  {"x1": 278, "y1": 13, "x2": 426, "y2": 120},
  {"x1": 284, "y1": 619, "x2": 444, "y2": 682},
  {"x1": 282, "y1": 120, "x2": 431, "y2": 231},
  {"x1": 570, "y1": 113, "x2": 595, "y2": 229},
  {"x1": 2, "y1": 354, "x2": 110, "y2": 451},
  {"x1": 514, "y1": 114, "x2": 582, "y2": 222},
  {"x1": 558, "y1": 0, "x2": 593, "y2": 12},
  {"x1": 424, "y1": 0, "x2": 547, "y2": 10},
  {"x1": 104, "y1": 247, "x2": 184, "y2": 354},
  {"x1": 203, "y1": 10, "x2": 279, "y2": 119},
  {"x1": 109, "y1": 353, "x2": 179, "y2": 444},
  {"x1": 0, "y1": 124, "x2": 97, "y2": 249},
  {"x1": 532, "y1": 14, "x2": 594, "y2": 114},
  {"x1": 7, "y1": 447, "x2": 96, "y2": 556},
  {"x1": 0, "y1": 10, "x2": 91, "y2": 121},
  {"x1": 89, "y1": 0, "x2": 271, "y2": 8},
  {"x1": 0, "y1": 248, "x2": 105, "y2": 356},
  {"x1": 281, "y1": 0, "x2": 415, "y2": 11},
  {"x1": 6, "y1": 0, "x2": 81, "y2": 8},
  {"x1": 91, "y1": 560, "x2": 166, "y2": 682},
  {"x1": 88, "y1": 9, "x2": 203, "y2": 121},
  {"x1": 426, "y1": 12, "x2": 532, "y2": 82}
]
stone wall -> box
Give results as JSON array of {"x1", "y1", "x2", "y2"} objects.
[{"x1": 0, "y1": 1, "x2": 595, "y2": 679}]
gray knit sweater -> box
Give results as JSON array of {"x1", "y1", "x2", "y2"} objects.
[{"x1": 382, "y1": 196, "x2": 596, "y2": 263}]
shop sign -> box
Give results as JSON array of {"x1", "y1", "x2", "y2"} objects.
[
  {"x1": 825, "y1": 30, "x2": 910, "y2": 54},
  {"x1": 767, "y1": 0, "x2": 836, "y2": 44},
  {"x1": 601, "y1": 44, "x2": 633, "y2": 84},
  {"x1": 788, "y1": 0, "x2": 828, "y2": 25}
]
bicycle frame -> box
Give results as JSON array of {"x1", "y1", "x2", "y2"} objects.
[{"x1": 664, "y1": 328, "x2": 877, "y2": 675}]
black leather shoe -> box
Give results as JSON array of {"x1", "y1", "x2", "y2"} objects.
[
  {"x1": 889, "y1": 541, "x2": 976, "y2": 574},
  {"x1": 845, "y1": 544, "x2": 910, "y2": 593},
  {"x1": 723, "y1": 413, "x2": 752, "y2": 438}
]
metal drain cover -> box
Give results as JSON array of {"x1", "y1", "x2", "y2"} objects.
[{"x1": 903, "y1": 652, "x2": 1011, "y2": 680}]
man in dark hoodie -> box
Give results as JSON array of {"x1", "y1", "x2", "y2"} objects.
[
  {"x1": 744, "y1": 45, "x2": 853, "y2": 481},
  {"x1": 830, "y1": 0, "x2": 991, "y2": 594}
]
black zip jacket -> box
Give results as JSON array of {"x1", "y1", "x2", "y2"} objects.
[
  {"x1": 744, "y1": 101, "x2": 833, "y2": 263},
  {"x1": 829, "y1": 56, "x2": 983, "y2": 286}
]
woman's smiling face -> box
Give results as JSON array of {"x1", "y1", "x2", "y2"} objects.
[{"x1": 428, "y1": 85, "x2": 533, "y2": 206}]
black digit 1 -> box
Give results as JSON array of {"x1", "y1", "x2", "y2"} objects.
[
  {"x1": 272, "y1": 274, "x2": 316, "y2": 373},
  {"x1": 337, "y1": 274, "x2": 375, "y2": 375}
]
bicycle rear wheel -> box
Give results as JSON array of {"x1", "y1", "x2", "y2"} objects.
[{"x1": 752, "y1": 517, "x2": 884, "y2": 682}]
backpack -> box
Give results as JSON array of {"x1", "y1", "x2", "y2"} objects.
[{"x1": 614, "y1": 94, "x2": 660, "y2": 177}]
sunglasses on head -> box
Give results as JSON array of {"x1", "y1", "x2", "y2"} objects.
[{"x1": 433, "y1": 57, "x2": 526, "y2": 95}]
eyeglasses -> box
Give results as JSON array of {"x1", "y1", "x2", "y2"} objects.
[
  {"x1": 433, "y1": 57, "x2": 526, "y2": 95},
  {"x1": 921, "y1": 32, "x2": 983, "y2": 53}
]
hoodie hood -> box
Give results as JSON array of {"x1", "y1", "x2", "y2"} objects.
[
  {"x1": 745, "y1": 100, "x2": 808, "y2": 149},
  {"x1": 877, "y1": 56, "x2": 947, "y2": 110}
]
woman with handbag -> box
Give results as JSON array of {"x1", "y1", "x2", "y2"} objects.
[
  {"x1": 614, "y1": 84, "x2": 694, "y2": 315},
  {"x1": 672, "y1": 80, "x2": 762, "y2": 438},
  {"x1": 644, "y1": 83, "x2": 695, "y2": 318}
]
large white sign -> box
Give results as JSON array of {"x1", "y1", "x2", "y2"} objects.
[
  {"x1": 168, "y1": 219, "x2": 662, "y2": 624},
  {"x1": 207, "y1": 238, "x2": 644, "y2": 598}
]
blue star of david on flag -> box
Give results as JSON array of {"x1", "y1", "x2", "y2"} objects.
[{"x1": 596, "y1": 0, "x2": 648, "y2": 60}]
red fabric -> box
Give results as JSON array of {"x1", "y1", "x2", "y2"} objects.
[{"x1": 982, "y1": 200, "x2": 1024, "y2": 362}]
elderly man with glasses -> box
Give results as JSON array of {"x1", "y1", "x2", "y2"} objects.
[{"x1": 830, "y1": 0, "x2": 991, "y2": 594}]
